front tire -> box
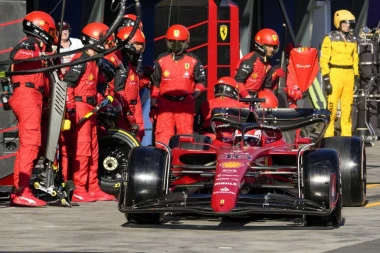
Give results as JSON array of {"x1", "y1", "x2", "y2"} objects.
[
  {"x1": 122, "y1": 146, "x2": 168, "y2": 224},
  {"x1": 303, "y1": 149, "x2": 342, "y2": 226},
  {"x1": 98, "y1": 128, "x2": 140, "y2": 196}
]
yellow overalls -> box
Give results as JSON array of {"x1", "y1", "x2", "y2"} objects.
[{"x1": 320, "y1": 30, "x2": 359, "y2": 137}]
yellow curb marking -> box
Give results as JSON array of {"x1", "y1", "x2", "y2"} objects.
[{"x1": 365, "y1": 202, "x2": 380, "y2": 208}]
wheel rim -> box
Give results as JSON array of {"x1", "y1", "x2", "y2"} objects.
[{"x1": 99, "y1": 145, "x2": 129, "y2": 182}]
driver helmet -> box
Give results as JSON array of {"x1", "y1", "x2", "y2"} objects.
[{"x1": 233, "y1": 129, "x2": 262, "y2": 147}]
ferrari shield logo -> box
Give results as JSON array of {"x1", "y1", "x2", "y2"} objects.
[
  {"x1": 184, "y1": 63, "x2": 190, "y2": 70},
  {"x1": 272, "y1": 34, "x2": 278, "y2": 41},
  {"x1": 220, "y1": 25, "x2": 228, "y2": 41},
  {"x1": 174, "y1": 29, "x2": 180, "y2": 37}
]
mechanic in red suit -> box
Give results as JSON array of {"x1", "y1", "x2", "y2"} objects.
[
  {"x1": 115, "y1": 26, "x2": 146, "y2": 140},
  {"x1": 150, "y1": 24, "x2": 206, "y2": 145},
  {"x1": 195, "y1": 76, "x2": 248, "y2": 139},
  {"x1": 63, "y1": 22, "x2": 115, "y2": 202},
  {"x1": 97, "y1": 47, "x2": 143, "y2": 136},
  {"x1": 9, "y1": 11, "x2": 56, "y2": 207},
  {"x1": 98, "y1": 53, "x2": 125, "y2": 98},
  {"x1": 234, "y1": 28, "x2": 285, "y2": 97}
]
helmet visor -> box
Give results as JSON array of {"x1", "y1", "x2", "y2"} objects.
[
  {"x1": 340, "y1": 20, "x2": 356, "y2": 30},
  {"x1": 167, "y1": 40, "x2": 187, "y2": 54}
]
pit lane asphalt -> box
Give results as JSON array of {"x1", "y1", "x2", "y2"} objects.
[{"x1": 1, "y1": 141, "x2": 380, "y2": 253}]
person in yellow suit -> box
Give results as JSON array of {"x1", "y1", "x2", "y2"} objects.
[{"x1": 320, "y1": 9, "x2": 359, "y2": 137}]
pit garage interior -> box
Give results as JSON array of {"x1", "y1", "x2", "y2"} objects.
[{"x1": 0, "y1": 0, "x2": 380, "y2": 175}]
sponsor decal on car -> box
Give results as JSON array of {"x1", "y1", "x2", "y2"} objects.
[
  {"x1": 217, "y1": 174, "x2": 239, "y2": 178},
  {"x1": 215, "y1": 182, "x2": 238, "y2": 186},
  {"x1": 254, "y1": 156, "x2": 269, "y2": 165},
  {"x1": 220, "y1": 169, "x2": 237, "y2": 173},
  {"x1": 220, "y1": 161, "x2": 243, "y2": 168},
  {"x1": 215, "y1": 177, "x2": 239, "y2": 181},
  {"x1": 213, "y1": 191, "x2": 236, "y2": 195}
]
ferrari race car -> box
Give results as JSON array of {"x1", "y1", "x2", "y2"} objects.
[{"x1": 118, "y1": 102, "x2": 366, "y2": 226}]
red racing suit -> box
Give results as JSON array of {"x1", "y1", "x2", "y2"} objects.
[
  {"x1": 284, "y1": 74, "x2": 303, "y2": 109},
  {"x1": 151, "y1": 52, "x2": 206, "y2": 145},
  {"x1": 234, "y1": 51, "x2": 273, "y2": 95},
  {"x1": 63, "y1": 52, "x2": 100, "y2": 192},
  {"x1": 9, "y1": 36, "x2": 49, "y2": 190},
  {"x1": 116, "y1": 61, "x2": 144, "y2": 140}
]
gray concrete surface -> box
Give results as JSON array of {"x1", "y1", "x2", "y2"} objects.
[{"x1": 1, "y1": 141, "x2": 380, "y2": 253}]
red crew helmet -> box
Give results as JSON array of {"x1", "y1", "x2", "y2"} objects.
[
  {"x1": 117, "y1": 26, "x2": 145, "y2": 44},
  {"x1": 254, "y1": 28, "x2": 280, "y2": 56},
  {"x1": 81, "y1": 22, "x2": 114, "y2": 52},
  {"x1": 165, "y1": 24, "x2": 190, "y2": 54},
  {"x1": 122, "y1": 14, "x2": 143, "y2": 30},
  {"x1": 23, "y1": 11, "x2": 57, "y2": 46},
  {"x1": 116, "y1": 26, "x2": 146, "y2": 52},
  {"x1": 214, "y1": 76, "x2": 239, "y2": 100},
  {"x1": 258, "y1": 89, "x2": 278, "y2": 108}
]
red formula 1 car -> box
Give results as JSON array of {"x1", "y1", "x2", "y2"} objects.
[{"x1": 118, "y1": 100, "x2": 366, "y2": 226}]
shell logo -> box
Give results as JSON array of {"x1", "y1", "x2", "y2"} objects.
[
  {"x1": 251, "y1": 72, "x2": 258, "y2": 79},
  {"x1": 88, "y1": 74, "x2": 94, "y2": 81},
  {"x1": 39, "y1": 20, "x2": 45, "y2": 26},
  {"x1": 110, "y1": 56, "x2": 115, "y2": 62},
  {"x1": 220, "y1": 161, "x2": 243, "y2": 168},
  {"x1": 130, "y1": 74, "x2": 135, "y2": 81},
  {"x1": 163, "y1": 70, "x2": 170, "y2": 77}
]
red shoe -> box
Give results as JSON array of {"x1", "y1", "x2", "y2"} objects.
[
  {"x1": 72, "y1": 190, "x2": 96, "y2": 202},
  {"x1": 89, "y1": 189, "x2": 116, "y2": 201},
  {"x1": 11, "y1": 188, "x2": 47, "y2": 207}
]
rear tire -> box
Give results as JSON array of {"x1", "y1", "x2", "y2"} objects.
[
  {"x1": 98, "y1": 129, "x2": 140, "y2": 196},
  {"x1": 322, "y1": 137, "x2": 366, "y2": 207},
  {"x1": 123, "y1": 146, "x2": 168, "y2": 224},
  {"x1": 303, "y1": 149, "x2": 342, "y2": 226}
]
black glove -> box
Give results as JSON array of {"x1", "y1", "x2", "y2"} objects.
[
  {"x1": 66, "y1": 108, "x2": 76, "y2": 125},
  {"x1": 354, "y1": 75, "x2": 359, "y2": 91},
  {"x1": 193, "y1": 90, "x2": 201, "y2": 99},
  {"x1": 97, "y1": 58, "x2": 117, "y2": 82},
  {"x1": 323, "y1": 75, "x2": 332, "y2": 96}
]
